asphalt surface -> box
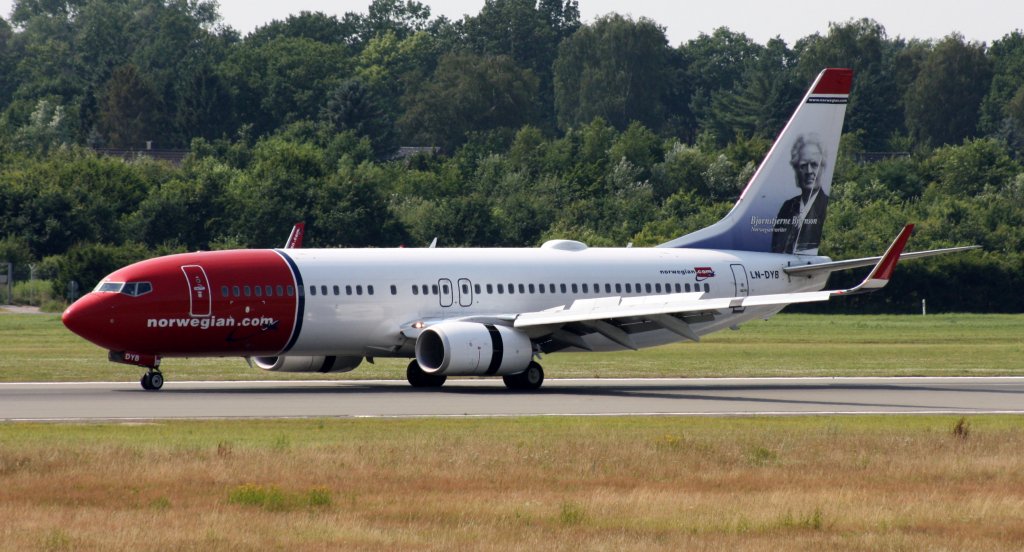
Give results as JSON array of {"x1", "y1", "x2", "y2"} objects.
[{"x1": 1, "y1": 377, "x2": 1023, "y2": 421}]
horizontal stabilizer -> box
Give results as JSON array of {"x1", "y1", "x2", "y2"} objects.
[{"x1": 785, "y1": 245, "x2": 981, "y2": 277}]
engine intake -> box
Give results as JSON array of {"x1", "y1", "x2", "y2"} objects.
[
  {"x1": 415, "y1": 321, "x2": 533, "y2": 376},
  {"x1": 251, "y1": 355, "x2": 361, "y2": 373}
]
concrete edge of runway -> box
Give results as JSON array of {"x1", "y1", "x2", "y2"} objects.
[
  {"x1": 3, "y1": 376, "x2": 1024, "y2": 422},
  {"x1": 3, "y1": 376, "x2": 1024, "y2": 386}
]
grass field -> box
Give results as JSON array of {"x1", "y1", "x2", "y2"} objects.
[
  {"x1": 1, "y1": 415, "x2": 1022, "y2": 550},
  {"x1": 2, "y1": 313, "x2": 1022, "y2": 382},
  {"x1": 3, "y1": 315, "x2": 1023, "y2": 550}
]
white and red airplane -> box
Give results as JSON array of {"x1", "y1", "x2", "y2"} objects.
[{"x1": 62, "y1": 68, "x2": 976, "y2": 391}]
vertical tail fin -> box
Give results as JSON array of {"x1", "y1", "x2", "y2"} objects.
[{"x1": 660, "y1": 68, "x2": 853, "y2": 255}]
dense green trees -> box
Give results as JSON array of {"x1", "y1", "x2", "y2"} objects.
[
  {"x1": 553, "y1": 14, "x2": 672, "y2": 132},
  {"x1": 0, "y1": 1, "x2": 1022, "y2": 312}
]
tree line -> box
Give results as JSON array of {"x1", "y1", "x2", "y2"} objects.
[{"x1": 0, "y1": 0, "x2": 1022, "y2": 312}]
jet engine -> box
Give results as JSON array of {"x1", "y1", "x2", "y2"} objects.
[
  {"x1": 251, "y1": 355, "x2": 362, "y2": 373},
  {"x1": 415, "y1": 321, "x2": 533, "y2": 376}
]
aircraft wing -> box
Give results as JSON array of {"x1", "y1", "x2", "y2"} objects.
[{"x1": 511, "y1": 225, "x2": 915, "y2": 350}]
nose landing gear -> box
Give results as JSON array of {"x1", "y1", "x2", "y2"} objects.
[{"x1": 140, "y1": 369, "x2": 164, "y2": 391}]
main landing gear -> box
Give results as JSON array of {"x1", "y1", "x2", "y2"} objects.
[
  {"x1": 406, "y1": 360, "x2": 446, "y2": 388},
  {"x1": 403, "y1": 360, "x2": 545, "y2": 390},
  {"x1": 140, "y1": 369, "x2": 164, "y2": 391},
  {"x1": 503, "y1": 361, "x2": 544, "y2": 391}
]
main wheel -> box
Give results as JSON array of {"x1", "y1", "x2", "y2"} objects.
[
  {"x1": 503, "y1": 362, "x2": 544, "y2": 391},
  {"x1": 140, "y1": 373, "x2": 153, "y2": 390},
  {"x1": 406, "y1": 360, "x2": 446, "y2": 388}
]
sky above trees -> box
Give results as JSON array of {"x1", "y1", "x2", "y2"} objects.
[{"x1": 3, "y1": 0, "x2": 1017, "y2": 46}]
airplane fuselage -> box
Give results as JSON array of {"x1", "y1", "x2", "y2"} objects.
[{"x1": 62, "y1": 243, "x2": 830, "y2": 359}]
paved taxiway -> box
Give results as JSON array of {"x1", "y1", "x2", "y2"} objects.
[{"x1": 1, "y1": 377, "x2": 1022, "y2": 421}]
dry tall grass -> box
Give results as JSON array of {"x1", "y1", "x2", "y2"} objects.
[{"x1": 1, "y1": 416, "x2": 1022, "y2": 551}]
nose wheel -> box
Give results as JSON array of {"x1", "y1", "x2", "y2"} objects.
[{"x1": 141, "y1": 370, "x2": 164, "y2": 391}]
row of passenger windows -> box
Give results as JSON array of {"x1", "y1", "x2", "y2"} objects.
[
  {"x1": 309, "y1": 284, "x2": 378, "y2": 297},
  {"x1": 305, "y1": 281, "x2": 711, "y2": 298},
  {"x1": 223, "y1": 281, "x2": 711, "y2": 301},
  {"x1": 416, "y1": 281, "x2": 713, "y2": 296},
  {"x1": 221, "y1": 284, "x2": 295, "y2": 298}
]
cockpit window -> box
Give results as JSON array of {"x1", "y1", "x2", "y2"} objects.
[
  {"x1": 95, "y1": 282, "x2": 124, "y2": 293},
  {"x1": 121, "y1": 282, "x2": 153, "y2": 297}
]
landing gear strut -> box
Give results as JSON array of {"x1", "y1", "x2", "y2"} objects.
[
  {"x1": 503, "y1": 361, "x2": 544, "y2": 391},
  {"x1": 141, "y1": 369, "x2": 164, "y2": 391},
  {"x1": 406, "y1": 360, "x2": 446, "y2": 388}
]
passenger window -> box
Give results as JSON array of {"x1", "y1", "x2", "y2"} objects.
[
  {"x1": 412, "y1": 286, "x2": 419, "y2": 295},
  {"x1": 346, "y1": 285, "x2": 352, "y2": 295},
  {"x1": 441, "y1": 284, "x2": 449, "y2": 295},
  {"x1": 391, "y1": 285, "x2": 398, "y2": 295},
  {"x1": 356, "y1": 285, "x2": 363, "y2": 296},
  {"x1": 243, "y1": 286, "x2": 250, "y2": 297},
  {"x1": 287, "y1": 286, "x2": 295, "y2": 297},
  {"x1": 685, "y1": 284, "x2": 691, "y2": 292},
  {"x1": 333, "y1": 285, "x2": 340, "y2": 296},
  {"x1": 309, "y1": 286, "x2": 316, "y2": 296},
  {"x1": 560, "y1": 283, "x2": 567, "y2": 293},
  {"x1": 704, "y1": 283, "x2": 710, "y2": 293},
  {"x1": 431, "y1": 285, "x2": 438, "y2": 295},
  {"x1": 537, "y1": 284, "x2": 544, "y2": 294},
  {"x1": 255, "y1": 286, "x2": 262, "y2": 297},
  {"x1": 645, "y1": 283, "x2": 652, "y2": 293},
  {"x1": 221, "y1": 285, "x2": 229, "y2": 298},
  {"x1": 508, "y1": 284, "x2": 515, "y2": 295},
  {"x1": 605, "y1": 284, "x2": 612, "y2": 293},
  {"x1": 486, "y1": 284, "x2": 493, "y2": 294},
  {"x1": 497, "y1": 284, "x2": 504, "y2": 294},
  {"x1": 674, "y1": 283, "x2": 682, "y2": 293},
  {"x1": 528, "y1": 284, "x2": 535, "y2": 294},
  {"x1": 277, "y1": 285, "x2": 284, "y2": 296},
  {"x1": 615, "y1": 283, "x2": 622, "y2": 293},
  {"x1": 474, "y1": 284, "x2": 481, "y2": 294},
  {"x1": 463, "y1": 283, "x2": 470, "y2": 294},
  {"x1": 571, "y1": 283, "x2": 578, "y2": 293},
  {"x1": 625, "y1": 283, "x2": 632, "y2": 293},
  {"x1": 368, "y1": 285, "x2": 374, "y2": 295},
  {"x1": 233, "y1": 286, "x2": 240, "y2": 298},
  {"x1": 518, "y1": 284, "x2": 525, "y2": 294},
  {"x1": 655, "y1": 283, "x2": 662, "y2": 293}
]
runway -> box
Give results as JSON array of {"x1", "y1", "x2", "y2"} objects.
[{"x1": 1, "y1": 377, "x2": 1023, "y2": 421}]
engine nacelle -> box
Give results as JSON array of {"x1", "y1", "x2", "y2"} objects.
[
  {"x1": 251, "y1": 355, "x2": 361, "y2": 373},
  {"x1": 415, "y1": 321, "x2": 533, "y2": 376}
]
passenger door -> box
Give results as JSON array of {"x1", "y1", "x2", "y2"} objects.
[{"x1": 181, "y1": 265, "x2": 212, "y2": 317}]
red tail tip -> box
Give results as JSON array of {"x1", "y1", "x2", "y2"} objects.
[{"x1": 813, "y1": 68, "x2": 853, "y2": 95}]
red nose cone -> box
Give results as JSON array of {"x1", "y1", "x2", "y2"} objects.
[{"x1": 62, "y1": 293, "x2": 116, "y2": 350}]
